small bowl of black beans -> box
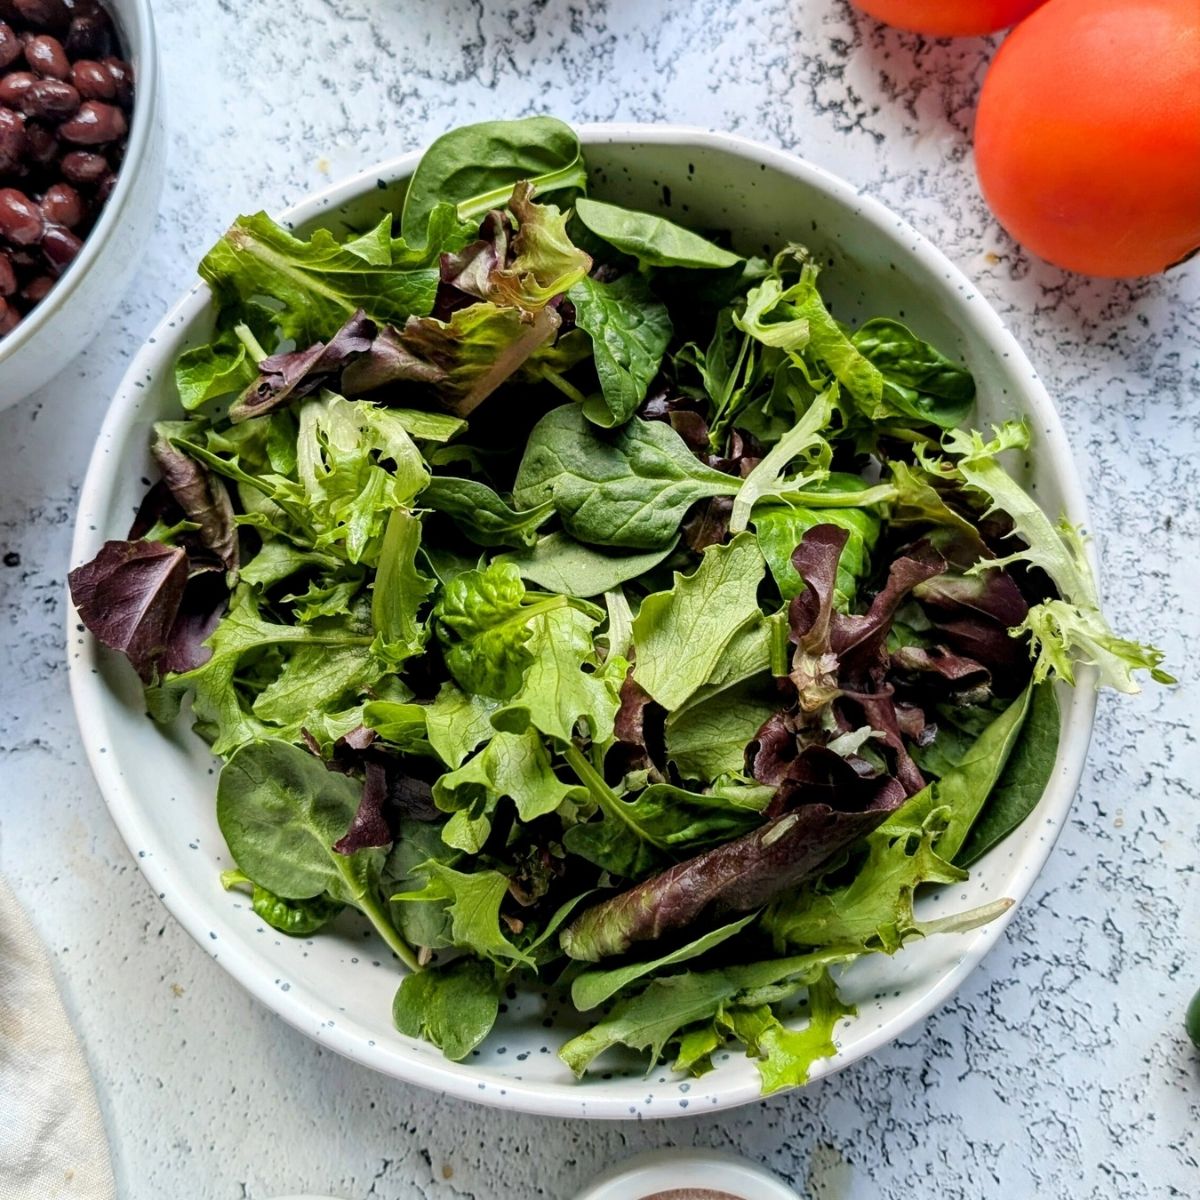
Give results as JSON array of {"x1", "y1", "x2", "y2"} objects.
[{"x1": 0, "y1": 0, "x2": 162, "y2": 407}]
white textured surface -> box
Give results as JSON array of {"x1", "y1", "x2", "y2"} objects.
[{"x1": 0, "y1": 1, "x2": 1197, "y2": 1196}]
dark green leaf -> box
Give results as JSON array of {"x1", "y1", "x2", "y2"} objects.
[
  {"x1": 568, "y1": 273, "x2": 673, "y2": 427},
  {"x1": 573, "y1": 197, "x2": 741, "y2": 270},
  {"x1": 956, "y1": 681, "x2": 1060, "y2": 867},
  {"x1": 512, "y1": 404, "x2": 738, "y2": 550},
  {"x1": 393, "y1": 959, "x2": 501, "y2": 1061},
  {"x1": 401, "y1": 116, "x2": 587, "y2": 240}
]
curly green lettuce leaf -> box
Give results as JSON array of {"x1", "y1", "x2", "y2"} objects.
[
  {"x1": 433, "y1": 728, "x2": 585, "y2": 853},
  {"x1": 936, "y1": 423, "x2": 1173, "y2": 692},
  {"x1": 492, "y1": 604, "x2": 625, "y2": 744},
  {"x1": 391, "y1": 861, "x2": 531, "y2": 967},
  {"x1": 371, "y1": 507, "x2": 434, "y2": 666},
  {"x1": 631, "y1": 533, "x2": 766, "y2": 711},
  {"x1": 199, "y1": 212, "x2": 443, "y2": 344}
]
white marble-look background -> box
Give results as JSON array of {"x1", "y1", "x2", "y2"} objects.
[{"x1": 1, "y1": 1, "x2": 1197, "y2": 1197}]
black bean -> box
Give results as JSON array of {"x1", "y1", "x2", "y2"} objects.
[
  {"x1": 0, "y1": 20, "x2": 23, "y2": 68},
  {"x1": 59, "y1": 146, "x2": 105, "y2": 181},
  {"x1": 93, "y1": 164, "x2": 113, "y2": 201},
  {"x1": 20, "y1": 270, "x2": 51, "y2": 300},
  {"x1": 0, "y1": 186, "x2": 43, "y2": 244},
  {"x1": 70, "y1": 56, "x2": 111, "y2": 98},
  {"x1": 57, "y1": 96, "x2": 120, "y2": 142},
  {"x1": 22, "y1": 116, "x2": 53, "y2": 162},
  {"x1": 0, "y1": 296, "x2": 20, "y2": 333},
  {"x1": 24, "y1": 32, "x2": 66, "y2": 77},
  {"x1": 39, "y1": 179, "x2": 81, "y2": 226},
  {"x1": 24, "y1": 75, "x2": 77, "y2": 117},
  {"x1": 99, "y1": 53, "x2": 128, "y2": 105},
  {"x1": 0, "y1": 104, "x2": 23, "y2": 171},
  {"x1": 0, "y1": 0, "x2": 132, "y2": 337},
  {"x1": 63, "y1": 12, "x2": 109, "y2": 58},
  {"x1": 12, "y1": 0, "x2": 69, "y2": 34},
  {"x1": 40, "y1": 220, "x2": 78, "y2": 268},
  {"x1": 0, "y1": 68, "x2": 34, "y2": 106}
]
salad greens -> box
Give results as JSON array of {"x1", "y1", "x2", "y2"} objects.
[{"x1": 69, "y1": 116, "x2": 1170, "y2": 1094}]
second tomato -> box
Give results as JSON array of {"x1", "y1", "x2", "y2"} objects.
[{"x1": 851, "y1": 0, "x2": 1047, "y2": 37}]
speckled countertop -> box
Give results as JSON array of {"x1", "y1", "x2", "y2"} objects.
[{"x1": 1, "y1": 2, "x2": 1197, "y2": 1197}]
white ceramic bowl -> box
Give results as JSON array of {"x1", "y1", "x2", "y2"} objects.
[
  {"x1": 575, "y1": 1150, "x2": 797, "y2": 1199},
  {"x1": 0, "y1": 0, "x2": 164, "y2": 409},
  {"x1": 67, "y1": 125, "x2": 1098, "y2": 1118}
]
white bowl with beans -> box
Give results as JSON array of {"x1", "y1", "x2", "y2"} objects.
[{"x1": 0, "y1": 0, "x2": 162, "y2": 408}]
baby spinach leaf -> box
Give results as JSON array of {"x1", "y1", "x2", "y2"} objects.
[
  {"x1": 382, "y1": 820, "x2": 455, "y2": 951},
  {"x1": 573, "y1": 197, "x2": 742, "y2": 270},
  {"x1": 571, "y1": 913, "x2": 758, "y2": 1011},
  {"x1": 956, "y1": 680, "x2": 1060, "y2": 867},
  {"x1": 401, "y1": 116, "x2": 587, "y2": 241},
  {"x1": 422, "y1": 476, "x2": 554, "y2": 548},
  {"x1": 568, "y1": 273, "x2": 673, "y2": 427},
  {"x1": 200, "y1": 212, "x2": 440, "y2": 344},
  {"x1": 393, "y1": 958, "x2": 501, "y2": 1061},
  {"x1": 849, "y1": 317, "x2": 975, "y2": 430},
  {"x1": 512, "y1": 404, "x2": 739, "y2": 550},
  {"x1": 216, "y1": 738, "x2": 372, "y2": 900},
  {"x1": 499, "y1": 532, "x2": 679, "y2": 597},
  {"x1": 631, "y1": 533, "x2": 766, "y2": 711}
]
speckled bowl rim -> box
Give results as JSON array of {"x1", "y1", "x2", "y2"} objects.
[
  {"x1": 68, "y1": 123, "x2": 1099, "y2": 1119},
  {"x1": 0, "y1": 0, "x2": 159, "y2": 370}
]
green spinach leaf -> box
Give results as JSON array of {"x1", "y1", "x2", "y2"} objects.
[
  {"x1": 512, "y1": 404, "x2": 739, "y2": 550},
  {"x1": 573, "y1": 197, "x2": 742, "y2": 270},
  {"x1": 568, "y1": 273, "x2": 673, "y2": 427},
  {"x1": 393, "y1": 959, "x2": 501, "y2": 1061}
]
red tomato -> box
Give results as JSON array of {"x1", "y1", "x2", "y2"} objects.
[
  {"x1": 975, "y1": 0, "x2": 1200, "y2": 277},
  {"x1": 851, "y1": 0, "x2": 1048, "y2": 37}
]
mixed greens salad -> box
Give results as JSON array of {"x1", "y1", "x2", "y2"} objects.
[{"x1": 69, "y1": 117, "x2": 1170, "y2": 1092}]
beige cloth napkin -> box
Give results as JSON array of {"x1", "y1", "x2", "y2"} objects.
[{"x1": 0, "y1": 876, "x2": 115, "y2": 1199}]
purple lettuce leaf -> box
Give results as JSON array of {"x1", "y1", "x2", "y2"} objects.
[
  {"x1": 150, "y1": 429, "x2": 239, "y2": 571},
  {"x1": 68, "y1": 540, "x2": 190, "y2": 682},
  {"x1": 333, "y1": 760, "x2": 392, "y2": 855},
  {"x1": 829, "y1": 541, "x2": 946, "y2": 684},
  {"x1": 560, "y1": 767, "x2": 906, "y2": 961},
  {"x1": 229, "y1": 310, "x2": 377, "y2": 423}
]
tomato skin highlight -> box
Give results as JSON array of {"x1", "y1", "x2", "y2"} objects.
[
  {"x1": 975, "y1": 0, "x2": 1200, "y2": 278},
  {"x1": 851, "y1": 0, "x2": 1048, "y2": 37}
]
